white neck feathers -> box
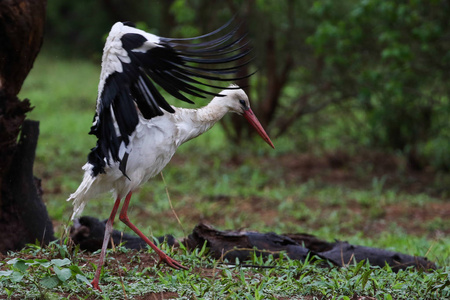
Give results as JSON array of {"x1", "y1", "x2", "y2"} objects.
[{"x1": 173, "y1": 96, "x2": 230, "y2": 145}]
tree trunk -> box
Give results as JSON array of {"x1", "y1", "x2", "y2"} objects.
[
  {"x1": 0, "y1": 120, "x2": 55, "y2": 252},
  {"x1": 0, "y1": 0, "x2": 54, "y2": 253}
]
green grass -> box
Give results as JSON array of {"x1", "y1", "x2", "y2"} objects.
[
  {"x1": 0, "y1": 243, "x2": 450, "y2": 299},
  {"x1": 5, "y1": 51, "x2": 449, "y2": 299},
  {"x1": 1, "y1": 242, "x2": 449, "y2": 299}
]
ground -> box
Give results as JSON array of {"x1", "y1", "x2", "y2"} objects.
[
  {"x1": 162, "y1": 149, "x2": 449, "y2": 238},
  {"x1": 1, "y1": 149, "x2": 448, "y2": 299}
]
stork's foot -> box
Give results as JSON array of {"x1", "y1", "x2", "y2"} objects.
[
  {"x1": 91, "y1": 278, "x2": 102, "y2": 292},
  {"x1": 157, "y1": 253, "x2": 188, "y2": 270}
]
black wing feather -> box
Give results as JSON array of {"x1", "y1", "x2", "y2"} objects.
[{"x1": 88, "y1": 20, "x2": 252, "y2": 176}]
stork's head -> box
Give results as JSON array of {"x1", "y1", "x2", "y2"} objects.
[{"x1": 221, "y1": 85, "x2": 274, "y2": 149}]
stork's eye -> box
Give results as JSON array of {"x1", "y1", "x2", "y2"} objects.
[{"x1": 239, "y1": 100, "x2": 246, "y2": 106}]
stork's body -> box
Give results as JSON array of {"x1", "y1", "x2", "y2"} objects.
[
  {"x1": 70, "y1": 92, "x2": 246, "y2": 217},
  {"x1": 68, "y1": 20, "x2": 273, "y2": 291}
]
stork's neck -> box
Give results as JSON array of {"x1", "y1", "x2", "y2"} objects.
[
  {"x1": 174, "y1": 96, "x2": 229, "y2": 145},
  {"x1": 197, "y1": 96, "x2": 230, "y2": 123}
]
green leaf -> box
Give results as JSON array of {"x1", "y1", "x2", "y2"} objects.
[
  {"x1": 40, "y1": 275, "x2": 60, "y2": 289},
  {"x1": 76, "y1": 273, "x2": 92, "y2": 286},
  {"x1": 13, "y1": 260, "x2": 27, "y2": 272},
  {"x1": 25, "y1": 258, "x2": 48, "y2": 264},
  {"x1": 54, "y1": 267, "x2": 72, "y2": 282},
  {"x1": 10, "y1": 271, "x2": 24, "y2": 283},
  {"x1": 69, "y1": 265, "x2": 83, "y2": 275},
  {"x1": 384, "y1": 294, "x2": 393, "y2": 300},
  {"x1": 0, "y1": 270, "x2": 13, "y2": 277},
  {"x1": 21, "y1": 258, "x2": 50, "y2": 268},
  {"x1": 361, "y1": 268, "x2": 373, "y2": 290},
  {"x1": 4, "y1": 287, "x2": 13, "y2": 297},
  {"x1": 39, "y1": 261, "x2": 53, "y2": 268},
  {"x1": 51, "y1": 258, "x2": 71, "y2": 267},
  {"x1": 353, "y1": 259, "x2": 366, "y2": 276},
  {"x1": 6, "y1": 258, "x2": 19, "y2": 265}
]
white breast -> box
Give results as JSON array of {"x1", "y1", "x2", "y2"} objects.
[{"x1": 106, "y1": 112, "x2": 180, "y2": 198}]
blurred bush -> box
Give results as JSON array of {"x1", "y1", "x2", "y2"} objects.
[{"x1": 44, "y1": 0, "x2": 450, "y2": 171}]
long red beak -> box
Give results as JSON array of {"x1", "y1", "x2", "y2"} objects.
[{"x1": 243, "y1": 108, "x2": 275, "y2": 148}]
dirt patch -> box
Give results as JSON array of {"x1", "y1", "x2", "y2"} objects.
[
  {"x1": 134, "y1": 292, "x2": 180, "y2": 299},
  {"x1": 379, "y1": 202, "x2": 450, "y2": 236},
  {"x1": 266, "y1": 150, "x2": 446, "y2": 197}
]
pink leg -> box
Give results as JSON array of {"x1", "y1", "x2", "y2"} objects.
[
  {"x1": 119, "y1": 192, "x2": 187, "y2": 270},
  {"x1": 91, "y1": 196, "x2": 121, "y2": 292}
]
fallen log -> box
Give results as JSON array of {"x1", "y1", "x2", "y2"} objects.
[
  {"x1": 184, "y1": 223, "x2": 436, "y2": 271},
  {"x1": 70, "y1": 217, "x2": 437, "y2": 271}
]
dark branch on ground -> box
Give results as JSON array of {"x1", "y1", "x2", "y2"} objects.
[{"x1": 70, "y1": 217, "x2": 436, "y2": 272}]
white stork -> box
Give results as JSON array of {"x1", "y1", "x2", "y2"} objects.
[{"x1": 67, "y1": 20, "x2": 273, "y2": 291}]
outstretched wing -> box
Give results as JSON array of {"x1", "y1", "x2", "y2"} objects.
[{"x1": 88, "y1": 20, "x2": 252, "y2": 177}]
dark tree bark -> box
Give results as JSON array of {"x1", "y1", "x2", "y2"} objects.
[
  {"x1": 0, "y1": 0, "x2": 46, "y2": 97},
  {"x1": 0, "y1": 0, "x2": 54, "y2": 253}
]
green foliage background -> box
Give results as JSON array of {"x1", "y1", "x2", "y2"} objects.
[{"x1": 44, "y1": 0, "x2": 450, "y2": 171}]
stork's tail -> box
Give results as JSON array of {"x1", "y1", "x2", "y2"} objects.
[{"x1": 67, "y1": 164, "x2": 97, "y2": 220}]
